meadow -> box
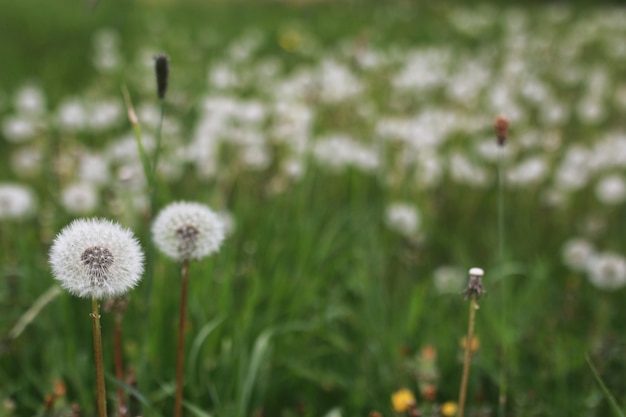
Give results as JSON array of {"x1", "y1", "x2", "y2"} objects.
[{"x1": 1, "y1": 1, "x2": 626, "y2": 416}]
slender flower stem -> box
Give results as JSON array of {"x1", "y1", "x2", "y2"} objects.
[
  {"x1": 151, "y1": 101, "x2": 165, "y2": 186},
  {"x1": 175, "y1": 259, "x2": 190, "y2": 417},
  {"x1": 497, "y1": 147, "x2": 507, "y2": 417},
  {"x1": 91, "y1": 298, "x2": 107, "y2": 417},
  {"x1": 458, "y1": 297, "x2": 478, "y2": 417},
  {"x1": 113, "y1": 311, "x2": 128, "y2": 417}
]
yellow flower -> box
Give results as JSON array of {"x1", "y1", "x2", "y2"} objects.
[
  {"x1": 441, "y1": 401, "x2": 458, "y2": 416},
  {"x1": 278, "y1": 29, "x2": 302, "y2": 52},
  {"x1": 391, "y1": 388, "x2": 416, "y2": 412}
]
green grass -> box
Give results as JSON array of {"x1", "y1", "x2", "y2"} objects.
[{"x1": 1, "y1": 1, "x2": 626, "y2": 416}]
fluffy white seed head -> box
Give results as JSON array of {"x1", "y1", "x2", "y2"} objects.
[
  {"x1": 385, "y1": 202, "x2": 420, "y2": 238},
  {"x1": 49, "y1": 218, "x2": 144, "y2": 299},
  {"x1": 152, "y1": 201, "x2": 226, "y2": 262},
  {"x1": 586, "y1": 252, "x2": 626, "y2": 291},
  {"x1": 0, "y1": 183, "x2": 37, "y2": 220},
  {"x1": 561, "y1": 238, "x2": 594, "y2": 272}
]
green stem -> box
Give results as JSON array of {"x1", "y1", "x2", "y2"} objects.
[
  {"x1": 458, "y1": 297, "x2": 477, "y2": 417},
  {"x1": 91, "y1": 298, "x2": 107, "y2": 417},
  {"x1": 497, "y1": 147, "x2": 507, "y2": 417},
  {"x1": 151, "y1": 101, "x2": 165, "y2": 187},
  {"x1": 175, "y1": 259, "x2": 190, "y2": 417}
]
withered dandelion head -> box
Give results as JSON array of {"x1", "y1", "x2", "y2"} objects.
[
  {"x1": 152, "y1": 201, "x2": 225, "y2": 262},
  {"x1": 463, "y1": 267, "x2": 485, "y2": 299},
  {"x1": 49, "y1": 218, "x2": 144, "y2": 299}
]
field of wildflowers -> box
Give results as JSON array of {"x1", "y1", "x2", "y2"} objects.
[{"x1": 1, "y1": 1, "x2": 626, "y2": 416}]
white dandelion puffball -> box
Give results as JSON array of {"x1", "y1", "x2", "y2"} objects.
[
  {"x1": 0, "y1": 183, "x2": 36, "y2": 220},
  {"x1": 586, "y1": 252, "x2": 626, "y2": 291},
  {"x1": 152, "y1": 201, "x2": 225, "y2": 261},
  {"x1": 50, "y1": 218, "x2": 144, "y2": 299}
]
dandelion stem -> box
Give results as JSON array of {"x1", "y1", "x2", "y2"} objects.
[
  {"x1": 113, "y1": 311, "x2": 127, "y2": 417},
  {"x1": 174, "y1": 259, "x2": 190, "y2": 417},
  {"x1": 497, "y1": 145, "x2": 507, "y2": 417},
  {"x1": 91, "y1": 298, "x2": 107, "y2": 417},
  {"x1": 458, "y1": 297, "x2": 477, "y2": 417}
]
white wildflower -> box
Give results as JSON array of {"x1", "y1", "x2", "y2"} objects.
[
  {"x1": 561, "y1": 238, "x2": 594, "y2": 272},
  {"x1": 433, "y1": 266, "x2": 465, "y2": 294},
  {"x1": 385, "y1": 202, "x2": 420, "y2": 237},
  {"x1": 152, "y1": 201, "x2": 226, "y2": 262},
  {"x1": 61, "y1": 182, "x2": 99, "y2": 215},
  {"x1": 49, "y1": 218, "x2": 144, "y2": 299},
  {"x1": 586, "y1": 252, "x2": 626, "y2": 291},
  {"x1": 595, "y1": 174, "x2": 626, "y2": 205},
  {"x1": 0, "y1": 183, "x2": 36, "y2": 220}
]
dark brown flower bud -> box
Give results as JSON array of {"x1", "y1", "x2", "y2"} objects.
[
  {"x1": 154, "y1": 54, "x2": 169, "y2": 100},
  {"x1": 494, "y1": 115, "x2": 509, "y2": 147}
]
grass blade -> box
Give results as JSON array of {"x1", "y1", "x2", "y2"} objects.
[{"x1": 586, "y1": 353, "x2": 625, "y2": 417}]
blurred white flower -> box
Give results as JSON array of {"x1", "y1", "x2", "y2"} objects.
[
  {"x1": 433, "y1": 265, "x2": 465, "y2": 294},
  {"x1": 2, "y1": 115, "x2": 37, "y2": 143},
  {"x1": 561, "y1": 238, "x2": 594, "y2": 272},
  {"x1": 152, "y1": 201, "x2": 226, "y2": 262},
  {"x1": 0, "y1": 183, "x2": 36, "y2": 220},
  {"x1": 506, "y1": 156, "x2": 549, "y2": 187},
  {"x1": 78, "y1": 153, "x2": 110, "y2": 185},
  {"x1": 87, "y1": 99, "x2": 123, "y2": 131},
  {"x1": 10, "y1": 146, "x2": 43, "y2": 178},
  {"x1": 475, "y1": 138, "x2": 514, "y2": 162},
  {"x1": 586, "y1": 252, "x2": 626, "y2": 291},
  {"x1": 385, "y1": 202, "x2": 420, "y2": 237},
  {"x1": 449, "y1": 153, "x2": 489, "y2": 187},
  {"x1": 49, "y1": 218, "x2": 144, "y2": 299},
  {"x1": 57, "y1": 99, "x2": 86, "y2": 131},
  {"x1": 595, "y1": 174, "x2": 626, "y2": 205},
  {"x1": 61, "y1": 182, "x2": 99, "y2": 215},
  {"x1": 317, "y1": 59, "x2": 362, "y2": 103},
  {"x1": 15, "y1": 85, "x2": 46, "y2": 115},
  {"x1": 312, "y1": 134, "x2": 379, "y2": 173}
]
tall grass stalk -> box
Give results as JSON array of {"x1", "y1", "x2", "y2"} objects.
[
  {"x1": 90, "y1": 298, "x2": 107, "y2": 417},
  {"x1": 175, "y1": 259, "x2": 191, "y2": 417},
  {"x1": 494, "y1": 115, "x2": 509, "y2": 417},
  {"x1": 497, "y1": 145, "x2": 507, "y2": 417}
]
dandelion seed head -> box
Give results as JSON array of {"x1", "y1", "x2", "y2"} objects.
[
  {"x1": 61, "y1": 182, "x2": 99, "y2": 215},
  {"x1": 385, "y1": 202, "x2": 420, "y2": 238},
  {"x1": 433, "y1": 265, "x2": 465, "y2": 294},
  {"x1": 586, "y1": 252, "x2": 626, "y2": 291},
  {"x1": 152, "y1": 201, "x2": 226, "y2": 261},
  {"x1": 0, "y1": 183, "x2": 36, "y2": 220},
  {"x1": 463, "y1": 267, "x2": 485, "y2": 299},
  {"x1": 49, "y1": 218, "x2": 144, "y2": 299},
  {"x1": 595, "y1": 174, "x2": 626, "y2": 205},
  {"x1": 2, "y1": 115, "x2": 37, "y2": 143},
  {"x1": 562, "y1": 238, "x2": 594, "y2": 273}
]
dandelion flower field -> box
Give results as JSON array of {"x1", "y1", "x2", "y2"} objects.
[{"x1": 1, "y1": 1, "x2": 626, "y2": 416}]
